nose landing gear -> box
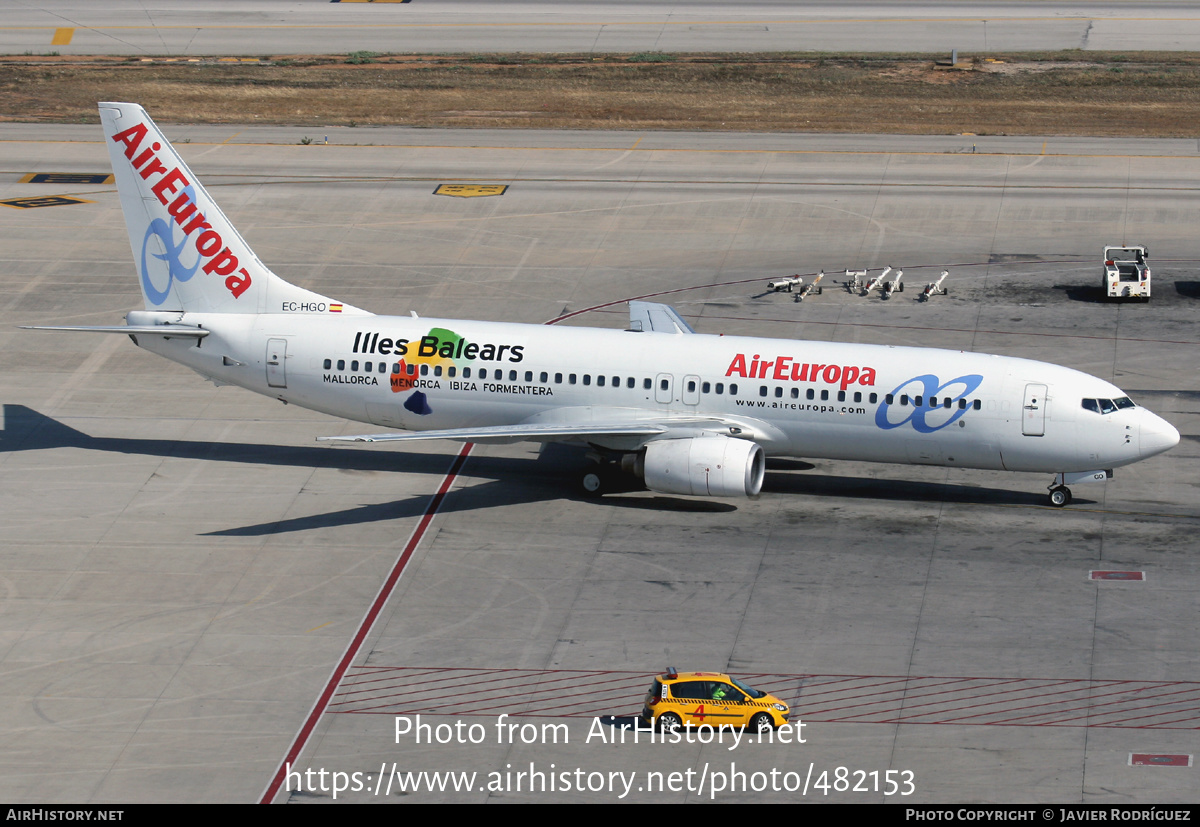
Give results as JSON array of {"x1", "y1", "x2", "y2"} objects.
[
  {"x1": 1046, "y1": 469, "x2": 1112, "y2": 507},
  {"x1": 1048, "y1": 486, "x2": 1072, "y2": 507}
]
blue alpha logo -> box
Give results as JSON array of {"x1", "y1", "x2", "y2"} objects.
[
  {"x1": 139, "y1": 185, "x2": 200, "y2": 305},
  {"x1": 874, "y1": 374, "x2": 983, "y2": 433}
]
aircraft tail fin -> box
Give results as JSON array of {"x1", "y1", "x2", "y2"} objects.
[{"x1": 98, "y1": 102, "x2": 366, "y2": 317}]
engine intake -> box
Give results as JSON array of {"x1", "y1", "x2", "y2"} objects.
[{"x1": 642, "y1": 436, "x2": 765, "y2": 497}]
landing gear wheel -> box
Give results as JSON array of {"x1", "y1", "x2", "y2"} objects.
[
  {"x1": 582, "y1": 472, "x2": 604, "y2": 495},
  {"x1": 750, "y1": 712, "x2": 774, "y2": 733},
  {"x1": 1048, "y1": 486, "x2": 1072, "y2": 507},
  {"x1": 658, "y1": 712, "x2": 682, "y2": 733}
]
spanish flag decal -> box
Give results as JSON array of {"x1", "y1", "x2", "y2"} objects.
[{"x1": 330, "y1": 304, "x2": 343, "y2": 313}]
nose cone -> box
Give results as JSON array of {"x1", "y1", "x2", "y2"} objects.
[{"x1": 1140, "y1": 412, "x2": 1181, "y2": 458}]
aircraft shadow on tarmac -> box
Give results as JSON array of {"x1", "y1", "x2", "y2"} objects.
[{"x1": 1, "y1": 404, "x2": 1063, "y2": 536}]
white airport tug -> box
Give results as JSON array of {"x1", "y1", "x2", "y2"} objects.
[{"x1": 1103, "y1": 245, "x2": 1150, "y2": 300}]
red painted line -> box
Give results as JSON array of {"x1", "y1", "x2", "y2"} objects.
[
  {"x1": 258, "y1": 443, "x2": 472, "y2": 805},
  {"x1": 787, "y1": 676, "x2": 916, "y2": 700},
  {"x1": 967, "y1": 683, "x2": 1195, "y2": 727},
  {"x1": 872, "y1": 679, "x2": 1094, "y2": 724},
  {"x1": 334, "y1": 669, "x2": 626, "y2": 709},
  {"x1": 800, "y1": 677, "x2": 995, "y2": 716}
]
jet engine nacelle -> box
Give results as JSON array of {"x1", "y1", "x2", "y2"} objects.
[{"x1": 642, "y1": 436, "x2": 765, "y2": 497}]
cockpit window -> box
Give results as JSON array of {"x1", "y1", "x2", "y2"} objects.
[
  {"x1": 1115, "y1": 396, "x2": 1135, "y2": 410},
  {"x1": 1082, "y1": 396, "x2": 1135, "y2": 415},
  {"x1": 1099, "y1": 398, "x2": 1117, "y2": 414},
  {"x1": 1081, "y1": 399, "x2": 1100, "y2": 414}
]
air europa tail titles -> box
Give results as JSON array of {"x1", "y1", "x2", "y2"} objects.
[
  {"x1": 20, "y1": 103, "x2": 1180, "y2": 508},
  {"x1": 110, "y1": 122, "x2": 251, "y2": 302}
]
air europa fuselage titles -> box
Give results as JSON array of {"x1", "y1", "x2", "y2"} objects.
[{"x1": 351, "y1": 331, "x2": 526, "y2": 363}]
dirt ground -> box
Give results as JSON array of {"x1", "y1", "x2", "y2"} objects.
[{"x1": 3, "y1": 52, "x2": 1200, "y2": 136}]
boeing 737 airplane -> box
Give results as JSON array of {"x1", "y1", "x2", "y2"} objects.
[{"x1": 24, "y1": 103, "x2": 1180, "y2": 506}]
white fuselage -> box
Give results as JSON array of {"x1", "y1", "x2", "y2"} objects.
[{"x1": 137, "y1": 312, "x2": 1178, "y2": 476}]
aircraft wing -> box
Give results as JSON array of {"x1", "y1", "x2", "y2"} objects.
[
  {"x1": 316, "y1": 414, "x2": 754, "y2": 447},
  {"x1": 317, "y1": 421, "x2": 672, "y2": 445},
  {"x1": 628, "y1": 301, "x2": 695, "y2": 334}
]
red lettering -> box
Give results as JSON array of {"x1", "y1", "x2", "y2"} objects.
[
  {"x1": 225, "y1": 268, "x2": 252, "y2": 299},
  {"x1": 181, "y1": 212, "x2": 211, "y2": 235},
  {"x1": 137, "y1": 157, "x2": 167, "y2": 181},
  {"x1": 840, "y1": 366, "x2": 860, "y2": 390},
  {"x1": 822, "y1": 365, "x2": 841, "y2": 384},
  {"x1": 202, "y1": 247, "x2": 239, "y2": 277},
  {"x1": 792, "y1": 363, "x2": 808, "y2": 382},
  {"x1": 725, "y1": 353, "x2": 748, "y2": 377},
  {"x1": 758, "y1": 360, "x2": 773, "y2": 379},
  {"x1": 130, "y1": 142, "x2": 162, "y2": 170},
  {"x1": 773, "y1": 356, "x2": 792, "y2": 381},
  {"x1": 859, "y1": 367, "x2": 877, "y2": 386},
  {"x1": 195, "y1": 230, "x2": 222, "y2": 257},
  {"x1": 810, "y1": 364, "x2": 825, "y2": 382},
  {"x1": 167, "y1": 192, "x2": 197, "y2": 225},
  {"x1": 151, "y1": 168, "x2": 189, "y2": 205},
  {"x1": 110, "y1": 124, "x2": 148, "y2": 159}
]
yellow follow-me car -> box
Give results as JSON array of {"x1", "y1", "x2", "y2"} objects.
[{"x1": 642, "y1": 668, "x2": 790, "y2": 732}]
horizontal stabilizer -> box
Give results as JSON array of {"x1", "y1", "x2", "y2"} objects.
[{"x1": 20, "y1": 325, "x2": 210, "y2": 338}]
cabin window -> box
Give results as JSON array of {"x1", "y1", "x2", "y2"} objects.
[
  {"x1": 837, "y1": 390, "x2": 845, "y2": 402},
  {"x1": 973, "y1": 400, "x2": 981, "y2": 410},
  {"x1": 791, "y1": 388, "x2": 799, "y2": 399},
  {"x1": 323, "y1": 359, "x2": 332, "y2": 370},
  {"x1": 759, "y1": 385, "x2": 768, "y2": 397},
  {"x1": 715, "y1": 383, "x2": 724, "y2": 394},
  {"x1": 900, "y1": 395, "x2": 908, "y2": 406},
  {"x1": 554, "y1": 372, "x2": 562, "y2": 384},
  {"x1": 869, "y1": 393, "x2": 878, "y2": 404},
  {"x1": 509, "y1": 370, "x2": 518, "y2": 381},
  {"x1": 914, "y1": 395, "x2": 922, "y2": 406},
  {"x1": 351, "y1": 360, "x2": 359, "y2": 371},
  {"x1": 539, "y1": 372, "x2": 548, "y2": 383},
  {"x1": 958, "y1": 398, "x2": 967, "y2": 410},
  {"x1": 702, "y1": 382, "x2": 711, "y2": 393},
  {"x1": 729, "y1": 384, "x2": 738, "y2": 395},
  {"x1": 627, "y1": 377, "x2": 635, "y2": 389},
  {"x1": 612, "y1": 376, "x2": 620, "y2": 388},
  {"x1": 598, "y1": 375, "x2": 606, "y2": 387},
  {"x1": 569, "y1": 374, "x2": 577, "y2": 385},
  {"x1": 364, "y1": 361, "x2": 373, "y2": 372},
  {"x1": 689, "y1": 380, "x2": 698, "y2": 393},
  {"x1": 775, "y1": 386, "x2": 783, "y2": 398},
  {"x1": 885, "y1": 394, "x2": 893, "y2": 405},
  {"x1": 407, "y1": 364, "x2": 416, "y2": 376},
  {"x1": 420, "y1": 364, "x2": 429, "y2": 376},
  {"x1": 853, "y1": 392, "x2": 862, "y2": 403},
  {"x1": 525, "y1": 371, "x2": 533, "y2": 382},
  {"x1": 660, "y1": 379, "x2": 669, "y2": 391},
  {"x1": 434, "y1": 366, "x2": 443, "y2": 377},
  {"x1": 820, "y1": 390, "x2": 829, "y2": 401},
  {"x1": 583, "y1": 374, "x2": 592, "y2": 386},
  {"x1": 644, "y1": 378, "x2": 652, "y2": 390},
  {"x1": 447, "y1": 366, "x2": 456, "y2": 378},
  {"x1": 806, "y1": 389, "x2": 815, "y2": 400},
  {"x1": 943, "y1": 398, "x2": 951, "y2": 409}
]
